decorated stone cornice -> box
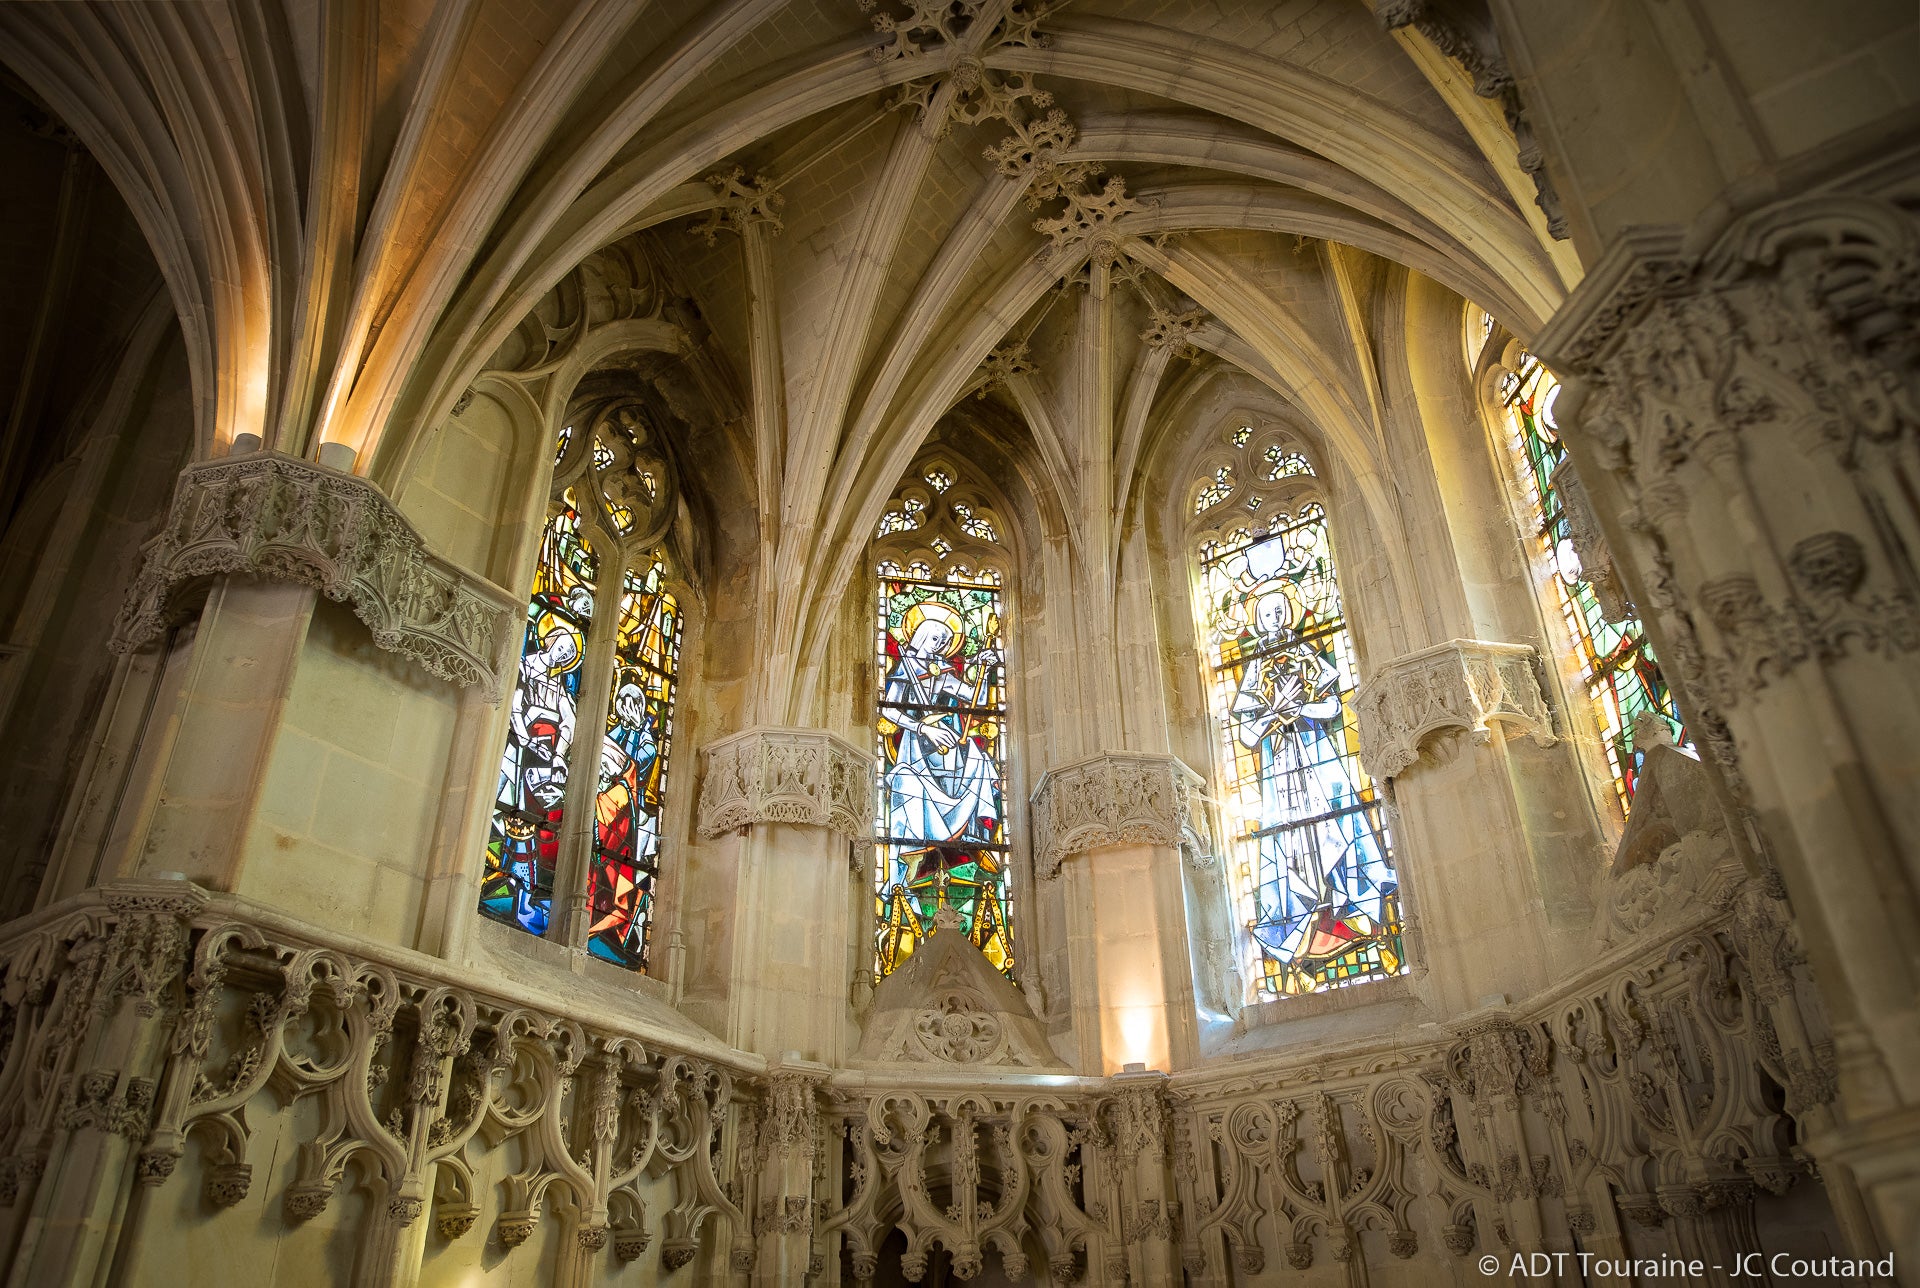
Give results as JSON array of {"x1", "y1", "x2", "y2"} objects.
[
  {"x1": 1355, "y1": 639, "x2": 1555, "y2": 780},
  {"x1": 1030, "y1": 752, "x2": 1205, "y2": 879},
  {"x1": 109, "y1": 451, "x2": 519, "y2": 692},
  {"x1": 696, "y1": 726, "x2": 873, "y2": 840}
]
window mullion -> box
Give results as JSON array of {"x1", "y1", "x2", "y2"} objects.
[{"x1": 548, "y1": 550, "x2": 626, "y2": 949}]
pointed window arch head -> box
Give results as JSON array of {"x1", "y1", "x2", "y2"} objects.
[
  {"x1": 1494, "y1": 345, "x2": 1689, "y2": 805},
  {"x1": 483, "y1": 496, "x2": 597, "y2": 939},
  {"x1": 1190, "y1": 424, "x2": 1403, "y2": 998},
  {"x1": 871, "y1": 457, "x2": 1014, "y2": 979}
]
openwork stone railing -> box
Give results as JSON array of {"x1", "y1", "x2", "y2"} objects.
[
  {"x1": 1029, "y1": 752, "x2": 1206, "y2": 878},
  {"x1": 1354, "y1": 639, "x2": 1556, "y2": 779},
  {"x1": 695, "y1": 726, "x2": 873, "y2": 840},
  {"x1": 0, "y1": 832, "x2": 1847, "y2": 1285},
  {"x1": 0, "y1": 881, "x2": 761, "y2": 1283},
  {"x1": 110, "y1": 452, "x2": 519, "y2": 692}
]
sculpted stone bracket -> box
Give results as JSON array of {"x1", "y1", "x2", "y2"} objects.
[
  {"x1": 696, "y1": 727, "x2": 873, "y2": 840},
  {"x1": 109, "y1": 452, "x2": 519, "y2": 693},
  {"x1": 1030, "y1": 752, "x2": 1205, "y2": 879},
  {"x1": 1355, "y1": 639, "x2": 1555, "y2": 780}
]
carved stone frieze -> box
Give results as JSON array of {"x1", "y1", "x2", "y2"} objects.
[
  {"x1": 1029, "y1": 752, "x2": 1205, "y2": 878},
  {"x1": 110, "y1": 452, "x2": 519, "y2": 692},
  {"x1": 695, "y1": 727, "x2": 872, "y2": 839},
  {"x1": 1355, "y1": 639, "x2": 1555, "y2": 779}
]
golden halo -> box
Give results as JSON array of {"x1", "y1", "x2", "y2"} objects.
[
  {"x1": 900, "y1": 601, "x2": 966, "y2": 656},
  {"x1": 532, "y1": 612, "x2": 586, "y2": 674}
]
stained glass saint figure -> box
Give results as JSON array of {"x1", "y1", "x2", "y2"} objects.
[
  {"x1": 874, "y1": 581, "x2": 1013, "y2": 977},
  {"x1": 587, "y1": 563, "x2": 680, "y2": 969},
  {"x1": 482, "y1": 504, "x2": 597, "y2": 938},
  {"x1": 1203, "y1": 506, "x2": 1402, "y2": 995}
]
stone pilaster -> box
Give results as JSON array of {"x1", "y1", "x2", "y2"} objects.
[
  {"x1": 3, "y1": 879, "x2": 205, "y2": 1288},
  {"x1": 746, "y1": 1062, "x2": 826, "y2": 1287},
  {"x1": 695, "y1": 728, "x2": 872, "y2": 1063},
  {"x1": 1109, "y1": 1070, "x2": 1180, "y2": 1287},
  {"x1": 1356, "y1": 640, "x2": 1578, "y2": 1010},
  {"x1": 1535, "y1": 190, "x2": 1920, "y2": 1266},
  {"x1": 1031, "y1": 753, "x2": 1205, "y2": 1072}
]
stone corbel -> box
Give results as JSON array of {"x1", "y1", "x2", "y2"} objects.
[
  {"x1": 1030, "y1": 752, "x2": 1204, "y2": 879},
  {"x1": 1355, "y1": 640, "x2": 1556, "y2": 780},
  {"x1": 109, "y1": 452, "x2": 519, "y2": 693},
  {"x1": 695, "y1": 727, "x2": 873, "y2": 840}
]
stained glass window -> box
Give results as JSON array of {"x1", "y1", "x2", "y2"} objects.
[
  {"x1": 874, "y1": 576, "x2": 1013, "y2": 978},
  {"x1": 1501, "y1": 352, "x2": 1687, "y2": 804},
  {"x1": 952, "y1": 503, "x2": 999, "y2": 543},
  {"x1": 1195, "y1": 466, "x2": 1234, "y2": 513},
  {"x1": 588, "y1": 559, "x2": 681, "y2": 969},
  {"x1": 1264, "y1": 448, "x2": 1313, "y2": 481},
  {"x1": 482, "y1": 498, "x2": 598, "y2": 939},
  {"x1": 1199, "y1": 503, "x2": 1402, "y2": 997}
]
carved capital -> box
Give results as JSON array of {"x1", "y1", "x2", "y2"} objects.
[
  {"x1": 1030, "y1": 752, "x2": 1205, "y2": 878},
  {"x1": 110, "y1": 452, "x2": 518, "y2": 692},
  {"x1": 695, "y1": 727, "x2": 872, "y2": 840},
  {"x1": 1355, "y1": 640, "x2": 1555, "y2": 779}
]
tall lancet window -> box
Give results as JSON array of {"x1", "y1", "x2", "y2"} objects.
[
  {"x1": 872, "y1": 459, "x2": 1014, "y2": 979},
  {"x1": 1477, "y1": 322, "x2": 1688, "y2": 806},
  {"x1": 482, "y1": 403, "x2": 682, "y2": 971},
  {"x1": 1191, "y1": 424, "x2": 1402, "y2": 998}
]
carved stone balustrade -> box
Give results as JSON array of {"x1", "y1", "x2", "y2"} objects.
[
  {"x1": 109, "y1": 451, "x2": 519, "y2": 692},
  {"x1": 695, "y1": 726, "x2": 872, "y2": 840},
  {"x1": 1355, "y1": 639, "x2": 1556, "y2": 780},
  {"x1": 1029, "y1": 752, "x2": 1206, "y2": 879}
]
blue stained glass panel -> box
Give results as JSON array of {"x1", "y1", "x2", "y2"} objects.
[{"x1": 1200, "y1": 506, "x2": 1403, "y2": 997}]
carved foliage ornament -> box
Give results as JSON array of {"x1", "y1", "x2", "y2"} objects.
[
  {"x1": 1030, "y1": 753, "x2": 1206, "y2": 878},
  {"x1": 110, "y1": 453, "x2": 518, "y2": 692},
  {"x1": 696, "y1": 727, "x2": 873, "y2": 840},
  {"x1": 1355, "y1": 639, "x2": 1555, "y2": 780}
]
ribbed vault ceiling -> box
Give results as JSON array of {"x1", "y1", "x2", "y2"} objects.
[{"x1": 0, "y1": 0, "x2": 1582, "y2": 721}]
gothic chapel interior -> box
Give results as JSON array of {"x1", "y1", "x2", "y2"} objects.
[{"x1": 0, "y1": 0, "x2": 1915, "y2": 1284}]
